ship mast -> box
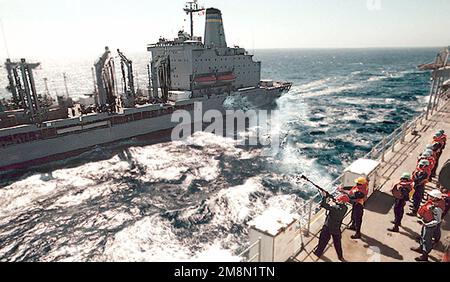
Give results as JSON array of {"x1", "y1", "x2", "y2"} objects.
[
  {"x1": 43, "y1": 77, "x2": 50, "y2": 97},
  {"x1": 63, "y1": 72, "x2": 70, "y2": 98},
  {"x1": 183, "y1": 1, "x2": 204, "y2": 38}
]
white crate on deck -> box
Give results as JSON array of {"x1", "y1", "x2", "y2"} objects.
[
  {"x1": 247, "y1": 209, "x2": 300, "y2": 262},
  {"x1": 342, "y1": 158, "x2": 381, "y2": 197}
]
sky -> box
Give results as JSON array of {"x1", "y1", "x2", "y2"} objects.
[{"x1": 0, "y1": 0, "x2": 449, "y2": 60}]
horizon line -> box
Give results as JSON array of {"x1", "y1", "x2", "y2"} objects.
[{"x1": 0, "y1": 45, "x2": 448, "y2": 61}]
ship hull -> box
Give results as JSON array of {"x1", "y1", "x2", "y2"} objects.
[{"x1": 0, "y1": 87, "x2": 285, "y2": 174}]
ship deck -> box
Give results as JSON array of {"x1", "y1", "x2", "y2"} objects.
[{"x1": 294, "y1": 99, "x2": 450, "y2": 262}]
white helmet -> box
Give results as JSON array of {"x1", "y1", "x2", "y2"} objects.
[{"x1": 427, "y1": 189, "x2": 443, "y2": 199}]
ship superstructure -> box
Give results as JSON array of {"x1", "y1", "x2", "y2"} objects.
[
  {"x1": 0, "y1": 3, "x2": 292, "y2": 173},
  {"x1": 148, "y1": 7, "x2": 263, "y2": 102}
]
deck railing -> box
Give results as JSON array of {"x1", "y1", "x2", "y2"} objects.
[{"x1": 239, "y1": 94, "x2": 449, "y2": 262}]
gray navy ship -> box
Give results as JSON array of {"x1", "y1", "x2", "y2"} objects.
[{"x1": 0, "y1": 2, "x2": 292, "y2": 173}]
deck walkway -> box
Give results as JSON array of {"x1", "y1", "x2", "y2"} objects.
[{"x1": 294, "y1": 100, "x2": 450, "y2": 262}]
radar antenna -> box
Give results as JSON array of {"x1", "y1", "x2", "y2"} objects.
[{"x1": 183, "y1": 1, "x2": 205, "y2": 38}]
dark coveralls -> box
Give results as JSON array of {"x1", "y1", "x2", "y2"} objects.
[
  {"x1": 314, "y1": 195, "x2": 348, "y2": 258},
  {"x1": 444, "y1": 194, "x2": 450, "y2": 217},
  {"x1": 431, "y1": 142, "x2": 443, "y2": 177},
  {"x1": 349, "y1": 191, "x2": 366, "y2": 236},
  {"x1": 392, "y1": 184, "x2": 411, "y2": 228},
  {"x1": 411, "y1": 170, "x2": 428, "y2": 214}
]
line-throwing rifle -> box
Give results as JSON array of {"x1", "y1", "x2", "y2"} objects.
[{"x1": 296, "y1": 174, "x2": 337, "y2": 202}]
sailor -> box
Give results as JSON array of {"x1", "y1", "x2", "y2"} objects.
[
  {"x1": 313, "y1": 192, "x2": 350, "y2": 261},
  {"x1": 388, "y1": 173, "x2": 414, "y2": 232},
  {"x1": 422, "y1": 145, "x2": 436, "y2": 180},
  {"x1": 408, "y1": 160, "x2": 430, "y2": 216},
  {"x1": 432, "y1": 190, "x2": 446, "y2": 245},
  {"x1": 433, "y1": 130, "x2": 447, "y2": 151},
  {"x1": 340, "y1": 177, "x2": 368, "y2": 239},
  {"x1": 417, "y1": 150, "x2": 435, "y2": 171},
  {"x1": 430, "y1": 141, "x2": 443, "y2": 178},
  {"x1": 441, "y1": 187, "x2": 450, "y2": 218},
  {"x1": 411, "y1": 190, "x2": 444, "y2": 262}
]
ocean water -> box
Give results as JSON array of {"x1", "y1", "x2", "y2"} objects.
[{"x1": 0, "y1": 48, "x2": 437, "y2": 261}]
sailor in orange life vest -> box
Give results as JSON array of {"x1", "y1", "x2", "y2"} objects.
[
  {"x1": 423, "y1": 145, "x2": 436, "y2": 181},
  {"x1": 434, "y1": 129, "x2": 447, "y2": 149},
  {"x1": 432, "y1": 189, "x2": 447, "y2": 246},
  {"x1": 417, "y1": 149, "x2": 435, "y2": 173},
  {"x1": 410, "y1": 189, "x2": 444, "y2": 262},
  {"x1": 408, "y1": 160, "x2": 430, "y2": 217},
  {"x1": 430, "y1": 141, "x2": 443, "y2": 178},
  {"x1": 388, "y1": 173, "x2": 414, "y2": 232},
  {"x1": 339, "y1": 177, "x2": 368, "y2": 239}
]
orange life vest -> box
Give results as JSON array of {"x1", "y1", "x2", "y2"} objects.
[
  {"x1": 432, "y1": 142, "x2": 443, "y2": 155},
  {"x1": 433, "y1": 134, "x2": 447, "y2": 147},
  {"x1": 392, "y1": 180, "x2": 413, "y2": 199},
  {"x1": 421, "y1": 164, "x2": 433, "y2": 177},
  {"x1": 435, "y1": 199, "x2": 446, "y2": 211},
  {"x1": 417, "y1": 156, "x2": 435, "y2": 169},
  {"x1": 349, "y1": 184, "x2": 368, "y2": 205},
  {"x1": 418, "y1": 200, "x2": 434, "y2": 223},
  {"x1": 418, "y1": 200, "x2": 444, "y2": 223},
  {"x1": 412, "y1": 168, "x2": 428, "y2": 186}
]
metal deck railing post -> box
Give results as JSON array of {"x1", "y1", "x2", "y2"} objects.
[
  {"x1": 298, "y1": 210, "x2": 304, "y2": 252},
  {"x1": 402, "y1": 122, "x2": 409, "y2": 143},
  {"x1": 430, "y1": 76, "x2": 439, "y2": 116},
  {"x1": 381, "y1": 137, "x2": 386, "y2": 162},
  {"x1": 258, "y1": 237, "x2": 262, "y2": 262},
  {"x1": 391, "y1": 134, "x2": 396, "y2": 152},
  {"x1": 432, "y1": 77, "x2": 442, "y2": 112},
  {"x1": 426, "y1": 75, "x2": 436, "y2": 120},
  {"x1": 306, "y1": 200, "x2": 313, "y2": 236},
  {"x1": 435, "y1": 82, "x2": 443, "y2": 111}
]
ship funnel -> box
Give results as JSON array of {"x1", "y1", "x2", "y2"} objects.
[{"x1": 204, "y1": 8, "x2": 227, "y2": 48}]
